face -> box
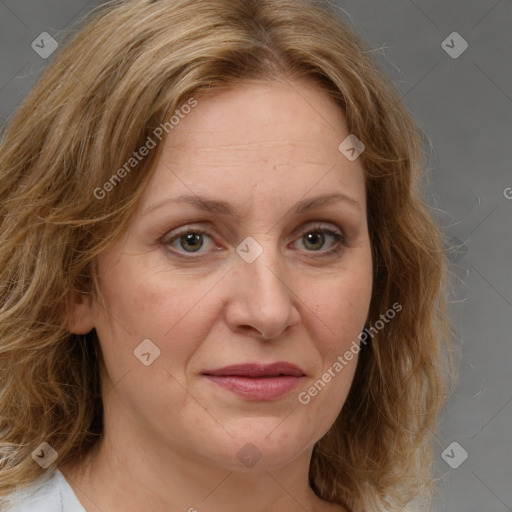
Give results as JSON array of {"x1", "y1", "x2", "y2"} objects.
[{"x1": 71, "y1": 79, "x2": 373, "y2": 472}]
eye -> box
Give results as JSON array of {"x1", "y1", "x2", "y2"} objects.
[
  {"x1": 163, "y1": 228, "x2": 218, "y2": 256},
  {"x1": 162, "y1": 223, "x2": 346, "y2": 259},
  {"x1": 292, "y1": 224, "x2": 346, "y2": 256}
]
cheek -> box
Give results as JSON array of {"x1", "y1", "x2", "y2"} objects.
[
  {"x1": 93, "y1": 257, "x2": 222, "y2": 372},
  {"x1": 296, "y1": 262, "x2": 371, "y2": 417},
  {"x1": 310, "y1": 269, "x2": 372, "y2": 353},
  {"x1": 297, "y1": 282, "x2": 368, "y2": 436}
]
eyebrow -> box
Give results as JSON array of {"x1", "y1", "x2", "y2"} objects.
[{"x1": 143, "y1": 192, "x2": 362, "y2": 217}]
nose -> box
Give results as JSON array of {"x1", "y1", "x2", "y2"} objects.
[{"x1": 224, "y1": 239, "x2": 300, "y2": 340}]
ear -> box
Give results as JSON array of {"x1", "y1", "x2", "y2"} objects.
[{"x1": 66, "y1": 293, "x2": 95, "y2": 334}]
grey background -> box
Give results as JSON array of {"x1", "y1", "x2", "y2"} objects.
[{"x1": 1, "y1": 1, "x2": 511, "y2": 510}]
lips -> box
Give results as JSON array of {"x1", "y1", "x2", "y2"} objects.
[
  {"x1": 202, "y1": 362, "x2": 306, "y2": 400},
  {"x1": 203, "y1": 362, "x2": 305, "y2": 378}
]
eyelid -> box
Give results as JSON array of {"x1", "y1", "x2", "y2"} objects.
[{"x1": 292, "y1": 221, "x2": 343, "y2": 239}]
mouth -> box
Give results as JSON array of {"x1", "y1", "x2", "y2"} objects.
[{"x1": 202, "y1": 362, "x2": 306, "y2": 400}]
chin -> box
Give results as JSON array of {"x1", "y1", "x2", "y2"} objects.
[{"x1": 192, "y1": 416, "x2": 317, "y2": 472}]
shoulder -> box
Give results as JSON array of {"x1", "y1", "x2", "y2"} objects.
[{"x1": 4, "y1": 470, "x2": 85, "y2": 512}]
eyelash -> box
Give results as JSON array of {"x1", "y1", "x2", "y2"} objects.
[{"x1": 161, "y1": 223, "x2": 346, "y2": 260}]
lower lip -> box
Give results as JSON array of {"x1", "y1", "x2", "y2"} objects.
[{"x1": 204, "y1": 375, "x2": 304, "y2": 400}]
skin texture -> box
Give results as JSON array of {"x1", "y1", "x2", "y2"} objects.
[{"x1": 64, "y1": 78, "x2": 373, "y2": 512}]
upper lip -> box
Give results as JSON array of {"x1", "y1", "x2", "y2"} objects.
[{"x1": 202, "y1": 362, "x2": 305, "y2": 378}]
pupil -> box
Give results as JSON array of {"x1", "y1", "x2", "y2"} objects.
[{"x1": 181, "y1": 233, "x2": 203, "y2": 252}]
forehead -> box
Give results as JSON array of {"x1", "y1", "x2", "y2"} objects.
[
  {"x1": 139, "y1": 79, "x2": 366, "y2": 216},
  {"x1": 170, "y1": 79, "x2": 347, "y2": 153}
]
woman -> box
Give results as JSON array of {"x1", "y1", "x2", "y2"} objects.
[{"x1": 0, "y1": 0, "x2": 454, "y2": 511}]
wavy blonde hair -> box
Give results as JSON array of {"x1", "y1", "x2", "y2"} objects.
[{"x1": 0, "y1": 0, "x2": 454, "y2": 510}]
